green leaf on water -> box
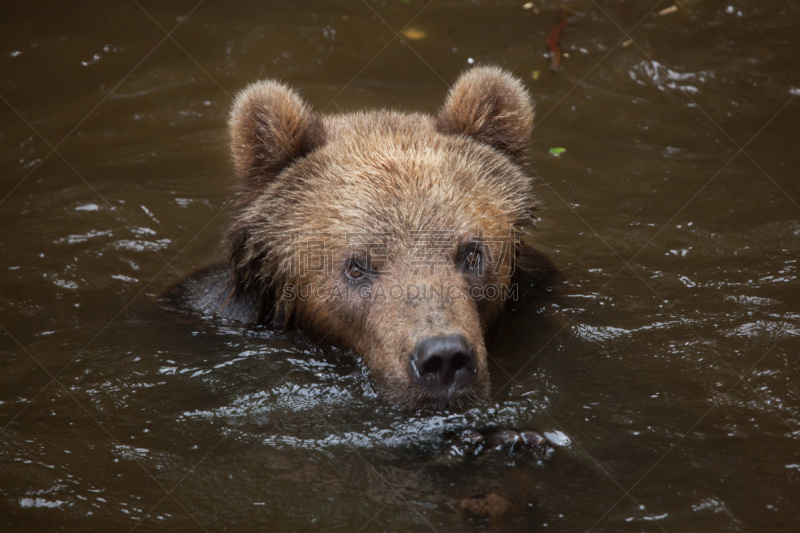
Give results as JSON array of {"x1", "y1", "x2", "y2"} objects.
[{"x1": 549, "y1": 147, "x2": 566, "y2": 157}]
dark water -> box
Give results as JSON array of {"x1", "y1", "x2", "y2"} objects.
[{"x1": 2, "y1": 1, "x2": 799, "y2": 531}]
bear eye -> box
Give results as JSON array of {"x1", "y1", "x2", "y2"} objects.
[
  {"x1": 458, "y1": 242, "x2": 483, "y2": 274},
  {"x1": 345, "y1": 258, "x2": 367, "y2": 280},
  {"x1": 464, "y1": 249, "x2": 481, "y2": 271}
]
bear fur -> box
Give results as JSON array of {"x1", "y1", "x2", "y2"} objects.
[{"x1": 165, "y1": 66, "x2": 553, "y2": 410}]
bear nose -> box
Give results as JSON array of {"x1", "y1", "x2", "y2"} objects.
[{"x1": 411, "y1": 334, "x2": 476, "y2": 396}]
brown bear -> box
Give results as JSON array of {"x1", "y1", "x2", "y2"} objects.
[{"x1": 165, "y1": 66, "x2": 554, "y2": 410}]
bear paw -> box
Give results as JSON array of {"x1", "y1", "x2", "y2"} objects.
[{"x1": 442, "y1": 428, "x2": 550, "y2": 461}]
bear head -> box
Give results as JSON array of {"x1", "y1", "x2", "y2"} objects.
[{"x1": 222, "y1": 66, "x2": 538, "y2": 410}]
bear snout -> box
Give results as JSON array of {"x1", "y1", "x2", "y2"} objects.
[{"x1": 410, "y1": 334, "x2": 476, "y2": 398}]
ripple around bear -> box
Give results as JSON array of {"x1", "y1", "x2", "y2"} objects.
[{"x1": 163, "y1": 66, "x2": 558, "y2": 410}]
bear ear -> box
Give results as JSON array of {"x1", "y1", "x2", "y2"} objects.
[
  {"x1": 229, "y1": 80, "x2": 325, "y2": 191},
  {"x1": 436, "y1": 66, "x2": 534, "y2": 161}
]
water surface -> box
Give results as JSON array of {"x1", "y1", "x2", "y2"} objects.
[{"x1": 2, "y1": 1, "x2": 799, "y2": 531}]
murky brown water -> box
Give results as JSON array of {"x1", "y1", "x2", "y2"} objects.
[{"x1": 2, "y1": 1, "x2": 799, "y2": 531}]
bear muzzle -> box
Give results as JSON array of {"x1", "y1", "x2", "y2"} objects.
[{"x1": 410, "y1": 334, "x2": 477, "y2": 399}]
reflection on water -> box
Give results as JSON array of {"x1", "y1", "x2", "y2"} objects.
[{"x1": 2, "y1": 1, "x2": 799, "y2": 531}]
